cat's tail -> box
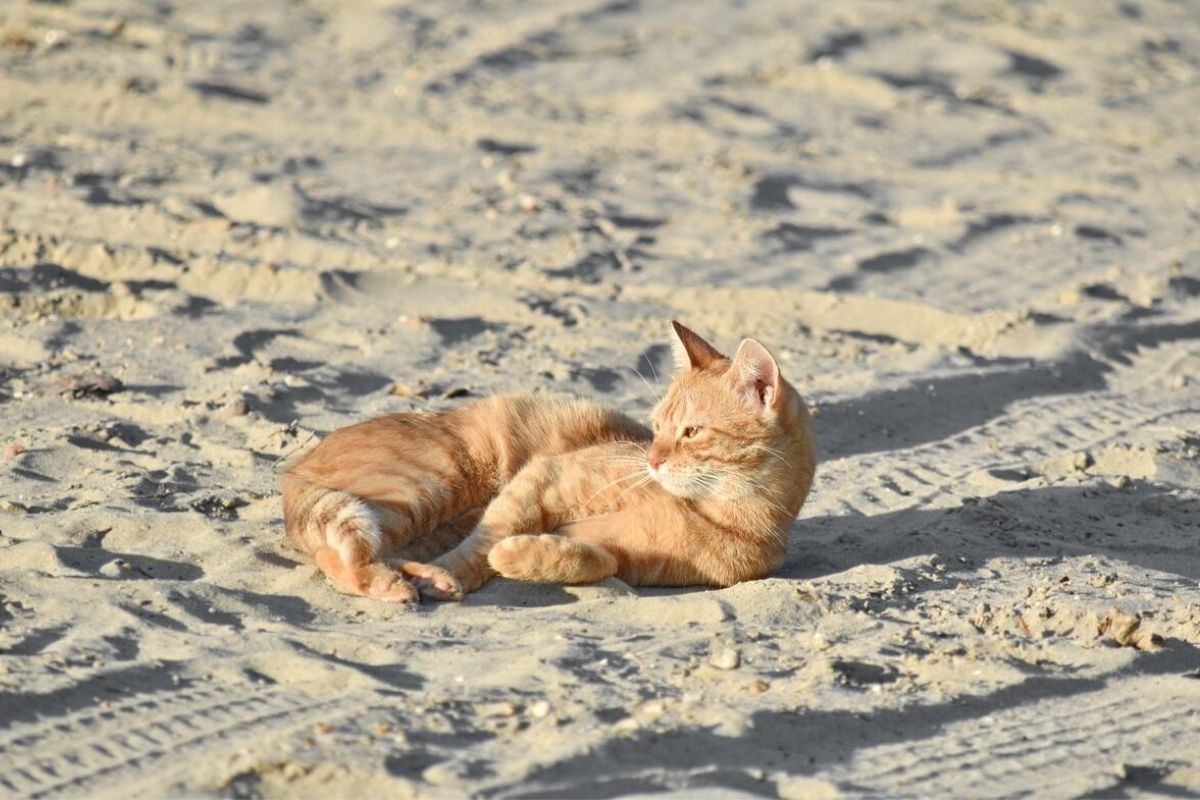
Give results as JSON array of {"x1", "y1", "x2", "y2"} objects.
[
  {"x1": 281, "y1": 474, "x2": 461, "y2": 602},
  {"x1": 282, "y1": 474, "x2": 383, "y2": 561},
  {"x1": 281, "y1": 474, "x2": 416, "y2": 602}
]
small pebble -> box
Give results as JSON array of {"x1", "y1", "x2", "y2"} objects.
[
  {"x1": 709, "y1": 647, "x2": 740, "y2": 670},
  {"x1": 638, "y1": 700, "x2": 666, "y2": 717},
  {"x1": 3, "y1": 443, "x2": 25, "y2": 459}
]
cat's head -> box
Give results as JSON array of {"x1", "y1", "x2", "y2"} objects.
[{"x1": 647, "y1": 321, "x2": 804, "y2": 501}]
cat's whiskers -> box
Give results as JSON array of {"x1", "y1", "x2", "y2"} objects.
[
  {"x1": 598, "y1": 447, "x2": 648, "y2": 459},
  {"x1": 641, "y1": 355, "x2": 666, "y2": 404},
  {"x1": 593, "y1": 447, "x2": 649, "y2": 467},
  {"x1": 597, "y1": 456, "x2": 649, "y2": 468},
  {"x1": 596, "y1": 461, "x2": 650, "y2": 478},
  {"x1": 730, "y1": 471, "x2": 792, "y2": 516},
  {"x1": 606, "y1": 474, "x2": 653, "y2": 511},
  {"x1": 752, "y1": 444, "x2": 793, "y2": 469},
  {"x1": 581, "y1": 468, "x2": 650, "y2": 509},
  {"x1": 629, "y1": 365, "x2": 665, "y2": 409},
  {"x1": 679, "y1": 467, "x2": 722, "y2": 498}
]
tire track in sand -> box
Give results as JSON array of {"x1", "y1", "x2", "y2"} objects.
[
  {"x1": 825, "y1": 675, "x2": 1200, "y2": 797},
  {"x1": 0, "y1": 683, "x2": 358, "y2": 798},
  {"x1": 812, "y1": 345, "x2": 1197, "y2": 519}
]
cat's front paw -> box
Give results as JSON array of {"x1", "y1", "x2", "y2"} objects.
[
  {"x1": 489, "y1": 534, "x2": 619, "y2": 584},
  {"x1": 487, "y1": 535, "x2": 541, "y2": 580}
]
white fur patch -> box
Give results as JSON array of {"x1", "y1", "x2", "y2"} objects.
[{"x1": 331, "y1": 497, "x2": 384, "y2": 563}]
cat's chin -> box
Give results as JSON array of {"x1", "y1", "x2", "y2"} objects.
[{"x1": 651, "y1": 473, "x2": 703, "y2": 501}]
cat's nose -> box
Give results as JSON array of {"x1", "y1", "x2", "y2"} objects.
[{"x1": 647, "y1": 452, "x2": 664, "y2": 470}]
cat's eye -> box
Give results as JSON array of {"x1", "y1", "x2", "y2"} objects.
[{"x1": 682, "y1": 425, "x2": 701, "y2": 439}]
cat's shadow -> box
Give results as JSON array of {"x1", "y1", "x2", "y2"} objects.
[
  {"x1": 465, "y1": 579, "x2": 582, "y2": 608},
  {"x1": 471, "y1": 479, "x2": 1196, "y2": 609},
  {"x1": 464, "y1": 576, "x2": 708, "y2": 609},
  {"x1": 784, "y1": 478, "x2": 1199, "y2": 583}
]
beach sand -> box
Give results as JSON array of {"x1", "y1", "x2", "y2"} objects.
[{"x1": 2, "y1": 0, "x2": 1199, "y2": 796}]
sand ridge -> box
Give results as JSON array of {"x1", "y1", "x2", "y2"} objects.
[{"x1": 1, "y1": 0, "x2": 1199, "y2": 796}]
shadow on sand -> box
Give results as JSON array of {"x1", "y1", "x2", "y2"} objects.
[{"x1": 463, "y1": 479, "x2": 1199, "y2": 797}]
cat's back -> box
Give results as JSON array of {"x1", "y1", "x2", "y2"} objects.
[
  {"x1": 501, "y1": 393, "x2": 650, "y2": 450},
  {"x1": 288, "y1": 393, "x2": 648, "y2": 489}
]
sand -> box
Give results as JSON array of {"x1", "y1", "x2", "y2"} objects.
[{"x1": 2, "y1": 0, "x2": 1199, "y2": 796}]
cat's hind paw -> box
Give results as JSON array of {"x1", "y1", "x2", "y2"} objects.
[
  {"x1": 398, "y1": 561, "x2": 464, "y2": 601},
  {"x1": 314, "y1": 547, "x2": 419, "y2": 603},
  {"x1": 365, "y1": 572, "x2": 421, "y2": 603}
]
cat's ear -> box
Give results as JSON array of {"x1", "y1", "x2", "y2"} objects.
[
  {"x1": 730, "y1": 338, "x2": 784, "y2": 412},
  {"x1": 670, "y1": 321, "x2": 724, "y2": 371}
]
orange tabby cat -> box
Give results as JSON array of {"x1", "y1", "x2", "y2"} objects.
[{"x1": 282, "y1": 322, "x2": 816, "y2": 601}]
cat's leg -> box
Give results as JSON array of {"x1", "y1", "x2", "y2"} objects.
[
  {"x1": 376, "y1": 504, "x2": 465, "y2": 599},
  {"x1": 312, "y1": 546, "x2": 418, "y2": 603},
  {"x1": 424, "y1": 456, "x2": 561, "y2": 596},
  {"x1": 284, "y1": 476, "x2": 419, "y2": 603},
  {"x1": 488, "y1": 534, "x2": 618, "y2": 584}
]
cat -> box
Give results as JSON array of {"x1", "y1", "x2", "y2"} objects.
[{"x1": 281, "y1": 321, "x2": 816, "y2": 602}]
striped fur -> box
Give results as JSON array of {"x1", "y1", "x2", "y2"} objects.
[
  {"x1": 282, "y1": 322, "x2": 817, "y2": 602},
  {"x1": 282, "y1": 395, "x2": 649, "y2": 601}
]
